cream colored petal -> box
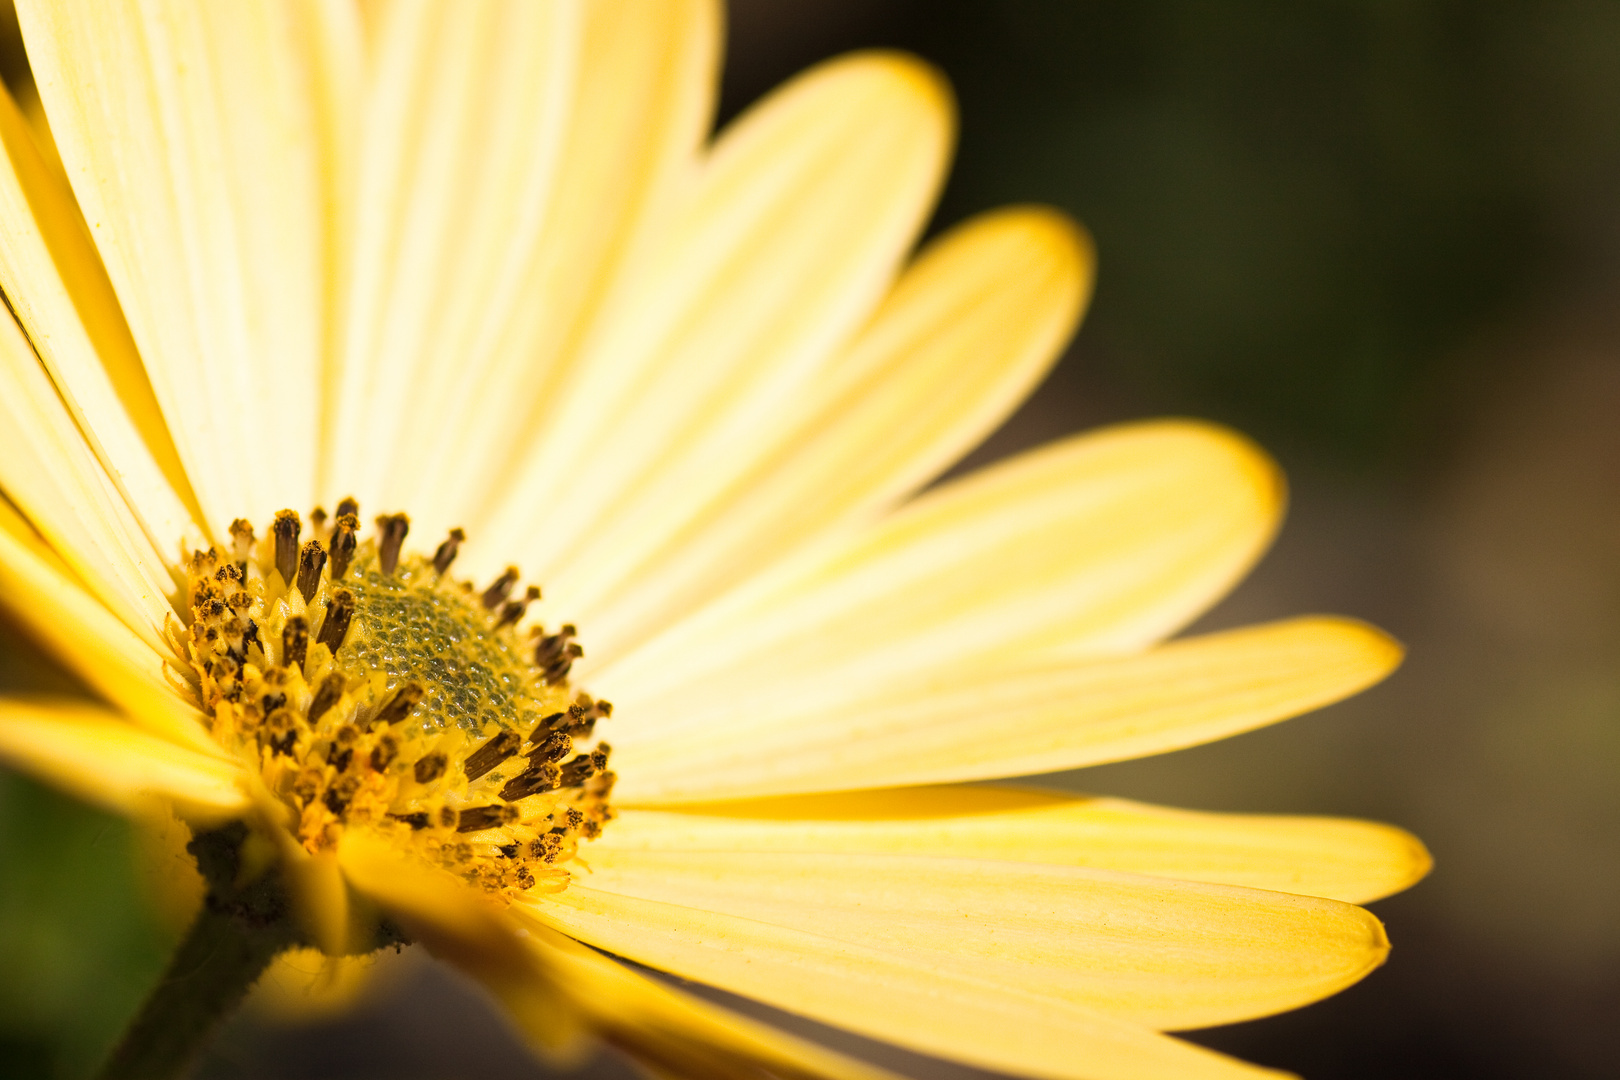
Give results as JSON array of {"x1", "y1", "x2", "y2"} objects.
[
  {"x1": 611, "y1": 617, "x2": 1399, "y2": 803},
  {"x1": 376, "y1": 0, "x2": 721, "y2": 537},
  {"x1": 19, "y1": 0, "x2": 362, "y2": 533},
  {"x1": 570, "y1": 205, "x2": 1093, "y2": 665},
  {"x1": 0, "y1": 83, "x2": 204, "y2": 559},
  {"x1": 0, "y1": 497, "x2": 217, "y2": 755},
  {"x1": 538, "y1": 849, "x2": 1387, "y2": 1032},
  {"x1": 524, "y1": 888, "x2": 1291, "y2": 1080},
  {"x1": 0, "y1": 697, "x2": 247, "y2": 820},
  {"x1": 0, "y1": 303, "x2": 179, "y2": 645},
  {"x1": 477, "y1": 51, "x2": 954, "y2": 588},
  {"x1": 324, "y1": 0, "x2": 580, "y2": 516},
  {"x1": 600, "y1": 420, "x2": 1283, "y2": 729},
  {"x1": 606, "y1": 787, "x2": 1431, "y2": 905}
]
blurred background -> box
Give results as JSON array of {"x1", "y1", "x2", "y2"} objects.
[{"x1": 3, "y1": 2, "x2": 1618, "y2": 1078}]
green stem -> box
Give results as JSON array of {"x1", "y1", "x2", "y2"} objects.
[{"x1": 94, "y1": 898, "x2": 295, "y2": 1080}]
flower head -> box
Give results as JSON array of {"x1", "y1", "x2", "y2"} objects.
[{"x1": 0, "y1": 3, "x2": 1428, "y2": 1079}]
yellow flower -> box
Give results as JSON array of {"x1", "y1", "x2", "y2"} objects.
[{"x1": 0, "y1": 4, "x2": 1429, "y2": 1080}]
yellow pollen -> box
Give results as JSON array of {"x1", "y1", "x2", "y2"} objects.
[{"x1": 176, "y1": 506, "x2": 614, "y2": 897}]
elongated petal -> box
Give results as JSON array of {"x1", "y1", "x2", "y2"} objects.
[
  {"x1": 601, "y1": 421, "x2": 1283, "y2": 738},
  {"x1": 536, "y1": 848, "x2": 1387, "y2": 1032},
  {"x1": 0, "y1": 498, "x2": 217, "y2": 755},
  {"x1": 0, "y1": 83, "x2": 203, "y2": 558},
  {"x1": 325, "y1": 0, "x2": 581, "y2": 512},
  {"x1": 0, "y1": 697, "x2": 246, "y2": 820},
  {"x1": 479, "y1": 51, "x2": 954, "y2": 586},
  {"x1": 573, "y1": 205, "x2": 1093, "y2": 664},
  {"x1": 20, "y1": 0, "x2": 362, "y2": 532},
  {"x1": 524, "y1": 889, "x2": 1291, "y2": 1080},
  {"x1": 0, "y1": 302, "x2": 178, "y2": 644},
  {"x1": 612, "y1": 617, "x2": 1400, "y2": 802},
  {"x1": 371, "y1": 0, "x2": 721, "y2": 535},
  {"x1": 604, "y1": 788, "x2": 1431, "y2": 905}
]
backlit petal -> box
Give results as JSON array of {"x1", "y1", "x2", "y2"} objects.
[
  {"x1": 611, "y1": 617, "x2": 1399, "y2": 802},
  {"x1": 536, "y1": 849, "x2": 1387, "y2": 1031},
  {"x1": 525, "y1": 888, "x2": 1291, "y2": 1080},
  {"x1": 480, "y1": 51, "x2": 953, "y2": 587},
  {"x1": 606, "y1": 786, "x2": 1431, "y2": 905},
  {"x1": 20, "y1": 0, "x2": 362, "y2": 533},
  {"x1": 601, "y1": 421, "x2": 1283, "y2": 731},
  {"x1": 0, "y1": 697, "x2": 246, "y2": 820}
]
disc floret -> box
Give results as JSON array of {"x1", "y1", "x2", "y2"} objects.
[{"x1": 176, "y1": 506, "x2": 614, "y2": 896}]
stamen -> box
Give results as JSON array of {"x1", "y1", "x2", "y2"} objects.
[
  {"x1": 463, "y1": 729, "x2": 521, "y2": 782},
  {"x1": 329, "y1": 514, "x2": 358, "y2": 581},
  {"x1": 282, "y1": 616, "x2": 308, "y2": 671},
  {"x1": 481, "y1": 567, "x2": 519, "y2": 610},
  {"x1": 316, "y1": 588, "x2": 354, "y2": 652},
  {"x1": 433, "y1": 528, "x2": 465, "y2": 575},
  {"x1": 535, "y1": 625, "x2": 582, "y2": 686},
  {"x1": 414, "y1": 752, "x2": 448, "y2": 784},
  {"x1": 296, "y1": 540, "x2": 327, "y2": 604},
  {"x1": 229, "y1": 519, "x2": 254, "y2": 576},
  {"x1": 496, "y1": 585, "x2": 540, "y2": 629},
  {"x1": 371, "y1": 682, "x2": 424, "y2": 727},
  {"x1": 456, "y1": 805, "x2": 517, "y2": 833},
  {"x1": 272, "y1": 510, "x2": 301, "y2": 584},
  {"x1": 308, "y1": 673, "x2": 345, "y2": 723},
  {"x1": 310, "y1": 506, "x2": 329, "y2": 539},
  {"x1": 335, "y1": 496, "x2": 359, "y2": 519},
  {"x1": 376, "y1": 513, "x2": 409, "y2": 575}
]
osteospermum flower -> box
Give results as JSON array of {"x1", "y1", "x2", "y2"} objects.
[{"x1": 0, "y1": 3, "x2": 1430, "y2": 1079}]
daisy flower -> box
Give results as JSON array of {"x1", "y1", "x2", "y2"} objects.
[{"x1": 0, "y1": 3, "x2": 1429, "y2": 1079}]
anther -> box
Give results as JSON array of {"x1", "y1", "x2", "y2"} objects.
[
  {"x1": 535, "y1": 624, "x2": 582, "y2": 686},
  {"x1": 328, "y1": 514, "x2": 358, "y2": 581},
  {"x1": 335, "y1": 496, "x2": 359, "y2": 519},
  {"x1": 376, "y1": 513, "x2": 409, "y2": 575},
  {"x1": 499, "y1": 762, "x2": 560, "y2": 802},
  {"x1": 496, "y1": 585, "x2": 540, "y2": 629},
  {"x1": 463, "y1": 729, "x2": 522, "y2": 783},
  {"x1": 372, "y1": 682, "x2": 424, "y2": 727},
  {"x1": 282, "y1": 616, "x2": 308, "y2": 671},
  {"x1": 481, "y1": 567, "x2": 519, "y2": 610},
  {"x1": 296, "y1": 540, "x2": 327, "y2": 604},
  {"x1": 389, "y1": 811, "x2": 431, "y2": 830},
  {"x1": 272, "y1": 510, "x2": 301, "y2": 585},
  {"x1": 229, "y1": 519, "x2": 254, "y2": 576},
  {"x1": 309, "y1": 673, "x2": 345, "y2": 723},
  {"x1": 310, "y1": 507, "x2": 328, "y2": 539},
  {"x1": 432, "y1": 528, "x2": 465, "y2": 575},
  {"x1": 316, "y1": 589, "x2": 355, "y2": 652},
  {"x1": 413, "y1": 752, "x2": 448, "y2": 784},
  {"x1": 456, "y1": 805, "x2": 517, "y2": 833},
  {"x1": 369, "y1": 734, "x2": 399, "y2": 772}
]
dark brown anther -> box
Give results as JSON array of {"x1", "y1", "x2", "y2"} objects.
[
  {"x1": 265, "y1": 708, "x2": 301, "y2": 756},
  {"x1": 496, "y1": 585, "x2": 540, "y2": 629},
  {"x1": 376, "y1": 513, "x2": 409, "y2": 575},
  {"x1": 335, "y1": 496, "x2": 359, "y2": 519},
  {"x1": 500, "y1": 762, "x2": 560, "y2": 802},
  {"x1": 272, "y1": 510, "x2": 301, "y2": 584},
  {"x1": 281, "y1": 616, "x2": 309, "y2": 671},
  {"x1": 369, "y1": 734, "x2": 399, "y2": 772},
  {"x1": 296, "y1": 540, "x2": 327, "y2": 604},
  {"x1": 531, "y1": 711, "x2": 566, "y2": 738},
  {"x1": 527, "y1": 731, "x2": 572, "y2": 766},
  {"x1": 558, "y1": 751, "x2": 599, "y2": 788},
  {"x1": 481, "y1": 567, "x2": 519, "y2": 610},
  {"x1": 389, "y1": 811, "x2": 430, "y2": 830},
  {"x1": 456, "y1": 805, "x2": 516, "y2": 833},
  {"x1": 229, "y1": 519, "x2": 254, "y2": 576},
  {"x1": 544, "y1": 642, "x2": 583, "y2": 686},
  {"x1": 308, "y1": 673, "x2": 345, "y2": 723},
  {"x1": 328, "y1": 513, "x2": 358, "y2": 581},
  {"x1": 497, "y1": 842, "x2": 520, "y2": 859},
  {"x1": 463, "y1": 729, "x2": 522, "y2": 783},
  {"x1": 309, "y1": 507, "x2": 328, "y2": 538},
  {"x1": 535, "y1": 624, "x2": 581, "y2": 685},
  {"x1": 316, "y1": 589, "x2": 354, "y2": 652},
  {"x1": 372, "y1": 682, "x2": 424, "y2": 727},
  {"x1": 413, "y1": 752, "x2": 448, "y2": 784},
  {"x1": 432, "y1": 527, "x2": 465, "y2": 575}
]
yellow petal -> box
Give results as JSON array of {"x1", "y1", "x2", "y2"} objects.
[
  {"x1": 0, "y1": 497, "x2": 217, "y2": 755},
  {"x1": 611, "y1": 616, "x2": 1400, "y2": 802},
  {"x1": 573, "y1": 205, "x2": 1094, "y2": 664},
  {"x1": 537, "y1": 848, "x2": 1387, "y2": 1032},
  {"x1": 0, "y1": 697, "x2": 247, "y2": 820},
  {"x1": 362, "y1": 0, "x2": 721, "y2": 536},
  {"x1": 0, "y1": 82, "x2": 204, "y2": 558},
  {"x1": 607, "y1": 786, "x2": 1430, "y2": 905},
  {"x1": 19, "y1": 0, "x2": 363, "y2": 532},
  {"x1": 524, "y1": 888, "x2": 1291, "y2": 1080},
  {"x1": 601, "y1": 420, "x2": 1283, "y2": 734},
  {"x1": 524, "y1": 927, "x2": 910, "y2": 1080},
  {"x1": 324, "y1": 0, "x2": 581, "y2": 514},
  {"x1": 480, "y1": 51, "x2": 954, "y2": 586}
]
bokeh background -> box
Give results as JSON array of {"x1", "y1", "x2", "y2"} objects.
[{"x1": 3, "y1": 2, "x2": 1618, "y2": 1078}]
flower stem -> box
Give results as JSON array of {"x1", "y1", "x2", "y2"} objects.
[{"x1": 95, "y1": 897, "x2": 295, "y2": 1080}]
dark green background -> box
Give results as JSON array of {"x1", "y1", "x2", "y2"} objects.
[{"x1": 3, "y1": 2, "x2": 1618, "y2": 1077}]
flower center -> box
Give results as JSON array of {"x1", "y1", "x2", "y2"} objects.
[{"x1": 174, "y1": 504, "x2": 613, "y2": 896}]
